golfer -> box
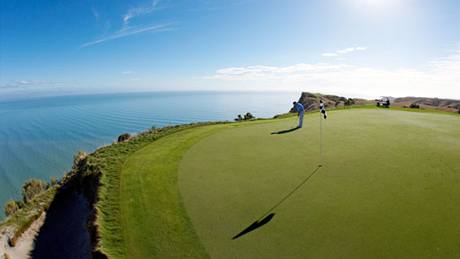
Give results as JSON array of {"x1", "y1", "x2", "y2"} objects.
[
  {"x1": 293, "y1": 101, "x2": 305, "y2": 128},
  {"x1": 320, "y1": 100, "x2": 327, "y2": 119}
]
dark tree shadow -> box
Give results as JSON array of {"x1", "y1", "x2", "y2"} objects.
[
  {"x1": 271, "y1": 127, "x2": 300, "y2": 135},
  {"x1": 232, "y1": 165, "x2": 322, "y2": 240}
]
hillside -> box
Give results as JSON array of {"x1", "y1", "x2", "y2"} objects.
[
  {"x1": 393, "y1": 97, "x2": 460, "y2": 112},
  {"x1": 292, "y1": 92, "x2": 460, "y2": 114}
]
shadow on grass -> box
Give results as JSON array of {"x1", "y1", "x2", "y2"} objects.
[
  {"x1": 232, "y1": 213, "x2": 275, "y2": 239},
  {"x1": 232, "y1": 165, "x2": 322, "y2": 240},
  {"x1": 271, "y1": 127, "x2": 300, "y2": 135}
]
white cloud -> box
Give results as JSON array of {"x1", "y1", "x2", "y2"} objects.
[
  {"x1": 205, "y1": 50, "x2": 460, "y2": 99},
  {"x1": 122, "y1": 70, "x2": 133, "y2": 74},
  {"x1": 322, "y1": 46, "x2": 367, "y2": 57},
  {"x1": 123, "y1": 0, "x2": 160, "y2": 25},
  {"x1": 80, "y1": 23, "x2": 173, "y2": 48},
  {"x1": 321, "y1": 53, "x2": 338, "y2": 57}
]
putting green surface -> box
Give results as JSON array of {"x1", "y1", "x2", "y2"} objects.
[{"x1": 116, "y1": 109, "x2": 460, "y2": 258}]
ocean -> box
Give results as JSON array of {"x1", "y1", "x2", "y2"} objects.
[{"x1": 0, "y1": 91, "x2": 298, "y2": 217}]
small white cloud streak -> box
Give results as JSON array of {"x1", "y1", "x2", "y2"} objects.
[
  {"x1": 0, "y1": 80, "x2": 62, "y2": 89},
  {"x1": 322, "y1": 46, "x2": 367, "y2": 57},
  {"x1": 80, "y1": 23, "x2": 174, "y2": 48},
  {"x1": 122, "y1": 70, "x2": 133, "y2": 74},
  {"x1": 321, "y1": 53, "x2": 338, "y2": 57},
  {"x1": 205, "y1": 50, "x2": 460, "y2": 99},
  {"x1": 123, "y1": 0, "x2": 160, "y2": 25}
]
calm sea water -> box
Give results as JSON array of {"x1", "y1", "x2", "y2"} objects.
[{"x1": 0, "y1": 91, "x2": 298, "y2": 217}]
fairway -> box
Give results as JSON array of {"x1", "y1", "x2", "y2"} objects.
[{"x1": 114, "y1": 109, "x2": 460, "y2": 258}]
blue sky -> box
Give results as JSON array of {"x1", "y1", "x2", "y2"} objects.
[{"x1": 1, "y1": 0, "x2": 459, "y2": 98}]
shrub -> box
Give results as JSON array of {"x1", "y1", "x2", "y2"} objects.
[
  {"x1": 244, "y1": 112, "x2": 255, "y2": 120},
  {"x1": 4, "y1": 200, "x2": 19, "y2": 216},
  {"x1": 21, "y1": 179, "x2": 47, "y2": 203},
  {"x1": 409, "y1": 103, "x2": 420, "y2": 109},
  {"x1": 118, "y1": 133, "x2": 131, "y2": 142},
  {"x1": 50, "y1": 176, "x2": 57, "y2": 186},
  {"x1": 73, "y1": 151, "x2": 87, "y2": 170},
  {"x1": 235, "y1": 113, "x2": 255, "y2": 121},
  {"x1": 345, "y1": 98, "x2": 355, "y2": 106}
]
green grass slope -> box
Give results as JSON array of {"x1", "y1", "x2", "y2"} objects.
[
  {"x1": 180, "y1": 109, "x2": 460, "y2": 258},
  {"x1": 118, "y1": 125, "x2": 229, "y2": 258}
]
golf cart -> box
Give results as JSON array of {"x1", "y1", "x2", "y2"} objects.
[{"x1": 376, "y1": 97, "x2": 391, "y2": 108}]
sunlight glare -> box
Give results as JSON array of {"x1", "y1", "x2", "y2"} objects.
[{"x1": 350, "y1": 0, "x2": 401, "y2": 10}]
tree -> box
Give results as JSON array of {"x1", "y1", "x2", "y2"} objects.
[
  {"x1": 4, "y1": 200, "x2": 19, "y2": 216},
  {"x1": 22, "y1": 179, "x2": 47, "y2": 203}
]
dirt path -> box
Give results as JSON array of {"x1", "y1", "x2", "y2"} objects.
[{"x1": 0, "y1": 212, "x2": 46, "y2": 259}]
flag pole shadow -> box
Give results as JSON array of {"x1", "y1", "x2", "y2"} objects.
[{"x1": 232, "y1": 165, "x2": 322, "y2": 240}]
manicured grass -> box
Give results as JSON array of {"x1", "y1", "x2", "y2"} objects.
[
  {"x1": 100, "y1": 109, "x2": 459, "y2": 258},
  {"x1": 93, "y1": 123, "x2": 229, "y2": 258},
  {"x1": 118, "y1": 125, "x2": 228, "y2": 258},
  {"x1": 180, "y1": 109, "x2": 460, "y2": 258}
]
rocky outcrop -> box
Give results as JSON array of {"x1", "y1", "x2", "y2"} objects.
[{"x1": 290, "y1": 92, "x2": 371, "y2": 112}]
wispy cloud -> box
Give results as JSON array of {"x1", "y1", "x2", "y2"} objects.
[
  {"x1": 91, "y1": 6, "x2": 99, "y2": 20},
  {"x1": 205, "y1": 50, "x2": 460, "y2": 98},
  {"x1": 122, "y1": 70, "x2": 134, "y2": 74},
  {"x1": 322, "y1": 46, "x2": 367, "y2": 57},
  {"x1": 0, "y1": 80, "x2": 62, "y2": 89},
  {"x1": 80, "y1": 23, "x2": 174, "y2": 48},
  {"x1": 82, "y1": 0, "x2": 170, "y2": 48},
  {"x1": 123, "y1": 0, "x2": 160, "y2": 26}
]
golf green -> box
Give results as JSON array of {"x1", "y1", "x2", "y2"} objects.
[
  {"x1": 113, "y1": 109, "x2": 460, "y2": 258},
  {"x1": 179, "y1": 109, "x2": 460, "y2": 258}
]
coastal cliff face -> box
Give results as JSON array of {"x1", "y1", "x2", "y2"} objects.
[{"x1": 31, "y1": 152, "x2": 105, "y2": 259}]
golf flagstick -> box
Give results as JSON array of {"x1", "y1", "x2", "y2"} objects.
[{"x1": 319, "y1": 111, "x2": 322, "y2": 167}]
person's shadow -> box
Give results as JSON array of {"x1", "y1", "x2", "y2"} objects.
[{"x1": 271, "y1": 127, "x2": 300, "y2": 135}]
